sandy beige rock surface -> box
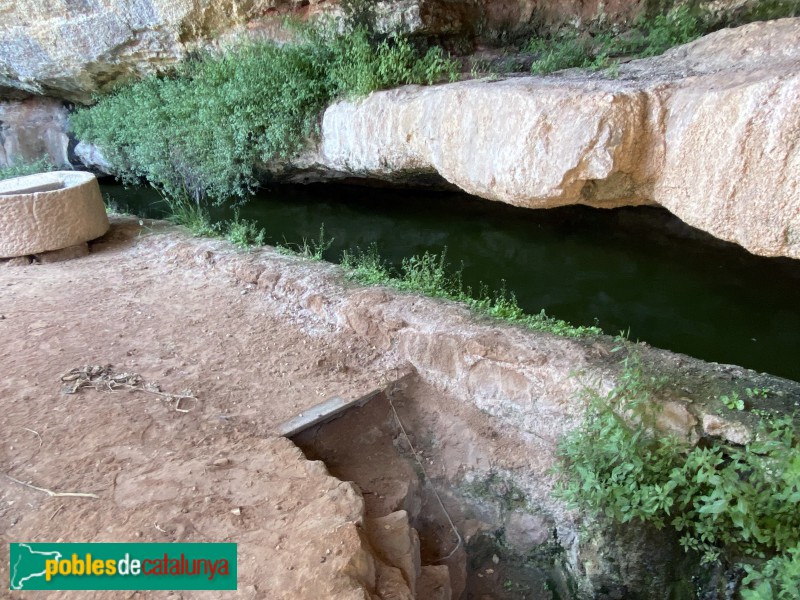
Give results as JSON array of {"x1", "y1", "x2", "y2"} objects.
[
  {"x1": 314, "y1": 79, "x2": 654, "y2": 209},
  {"x1": 0, "y1": 171, "x2": 109, "y2": 258},
  {"x1": 0, "y1": 0, "x2": 273, "y2": 103}
]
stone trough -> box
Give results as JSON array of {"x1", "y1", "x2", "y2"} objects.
[{"x1": 0, "y1": 171, "x2": 109, "y2": 259}]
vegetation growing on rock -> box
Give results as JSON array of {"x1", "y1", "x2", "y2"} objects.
[
  {"x1": 340, "y1": 244, "x2": 602, "y2": 337},
  {"x1": 557, "y1": 353, "x2": 800, "y2": 598},
  {"x1": 529, "y1": 5, "x2": 705, "y2": 74}
]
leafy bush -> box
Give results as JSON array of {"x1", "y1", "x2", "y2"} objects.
[
  {"x1": 70, "y1": 25, "x2": 457, "y2": 204},
  {"x1": 742, "y1": 543, "x2": 800, "y2": 600},
  {"x1": 627, "y1": 5, "x2": 704, "y2": 58},
  {"x1": 557, "y1": 354, "x2": 800, "y2": 597},
  {"x1": 322, "y1": 27, "x2": 458, "y2": 97}
]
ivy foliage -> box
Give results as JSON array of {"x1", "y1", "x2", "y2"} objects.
[
  {"x1": 557, "y1": 354, "x2": 800, "y2": 597},
  {"x1": 70, "y1": 21, "x2": 457, "y2": 204}
]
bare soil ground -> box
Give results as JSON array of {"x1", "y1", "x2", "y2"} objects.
[
  {"x1": 0, "y1": 218, "x2": 407, "y2": 598},
  {"x1": 6, "y1": 217, "x2": 788, "y2": 599}
]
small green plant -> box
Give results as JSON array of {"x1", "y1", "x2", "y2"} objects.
[
  {"x1": 397, "y1": 250, "x2": 461, "y2": 298},
  {"x1": 557, "y1": 354, "x2": 800, "y2": 597},
  {"x1": 468, "y1": 57, "x2": 492, "y2": 79},
  {"x1": 102, "y1": 193, "x2": 125, "y2": 215},
  {"x1": 283, "y1": 224, "x2": 334, "y2": 260},
  {"x1": 529, "y1": 33, "x2": 596, "y2": 74},
  {"x1": 161, "y1": 192, "x2": 217, "y2": 237},
  {"x1": 747, "y1": 387, "x2": 773, "y2": 399},
  {"x1": 0, "y1": 157, "x2": 56, "y2": 181},
  {"x1": 604, "y1": 61, "x2": 621, "y2": 79},
  {"x1": 340, "y1": 245, "x2": 601, "y2": 337},
  {"x1": 340, "y1": 244, "x2": 392, "y2": 284},
  {"x1": 721, "y1": 391, "x2": 745, "y2": 411},
  {"x1": 224, "y1": 209, "x2": 266, "y2": 248},
  {"x1": 742, "y1": 542, "x2": 800, "y2": 600}
]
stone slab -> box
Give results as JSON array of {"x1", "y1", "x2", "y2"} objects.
[{"x1": 0, "y1": 171, "x2": 109, "y2": 258}]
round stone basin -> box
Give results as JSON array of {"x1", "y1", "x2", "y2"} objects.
[{"x1": 0, "y1": 171, "x2": 109, "y2": 258}]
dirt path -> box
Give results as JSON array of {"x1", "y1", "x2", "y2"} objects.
[{"x1": 0, "y1": 218, "x2": 403, "y2": 598}]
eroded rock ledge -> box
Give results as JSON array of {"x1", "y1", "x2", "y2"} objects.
[
  {"x1": 281, "y1": 18, "x2": 800, "y2": 259},
  {"x1": 150, "y1": 219, "x2": 800, "y2": 597}
]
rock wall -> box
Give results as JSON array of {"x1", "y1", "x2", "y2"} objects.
[
  {"x1": 0, "y1": 0, "x2": 289, "y2": 103},
  {"x1": 284, "y1": 18, "x2": 800, "y2": 259},
  {"x1": 0, "y1": 0, "x2": 481, "y2": 103},
  {"x1": 0, "y1": 97, "x2": 71, "y2": 168},
  {"x1": 1, "y1": 0, "x2": 773, "y2": 103}
]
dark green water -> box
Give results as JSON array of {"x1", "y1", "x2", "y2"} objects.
[{"x1": 104, "y1": 183, "x2": 800, "y2": 382}]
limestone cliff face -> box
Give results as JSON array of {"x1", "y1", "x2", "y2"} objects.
[
  {"x1": 306, "y1": 80, "x2": 655, "y2": 209},
  {"x1": 0, "y1": 0, "x2": 760, "y2": 103},
  {"x1": 0, "y1": 97, "x2": 70, "y2": 168},
  {"x1": 0, "y1": 0, "x2": 483, "y2": 103},
  {"x1": 285, "y1": 18, "x2": 800, "y2": 259},
  {"x1": 0, "y1": 0, "x2": 294, "y2": 103}
]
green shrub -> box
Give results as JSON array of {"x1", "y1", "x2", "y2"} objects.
[
  {"x1": 742, "y1": 543, "x2": 800, "y2": 600},
  {"x1": 224, "y1": 209, "x2": 266, "y2": 248},
  {"x1": 323, "y1": 28, "x2": 458, "y2": 97},
  {"x1": 0, "y1": 157, "x2": 56, "y2": 181},
  {"x1": 633, "y1": 5, "x2": 704, "y2": 57},
  {"x1": 529, "y1": 6, "x2": 705, "y2": 75},
  {"x1": 529, "y1": 33, "x2": 597, "y2": 74},
  {"x1": 557, "y1": 353, "x2": 800, "y2": 597},
  {"x1": 70, "y1": 25, "x2": 457, "y2": 204}
]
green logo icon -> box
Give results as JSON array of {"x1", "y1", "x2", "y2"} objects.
[{"x1": 9, "y1": 543, "x2": 237, "y2": 590}]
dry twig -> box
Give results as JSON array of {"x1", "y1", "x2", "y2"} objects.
[
  {"x1": 21, "y1": 427, "x2": 42, "y2": 450},
  {"x1": 4, "y1": 474, "x2": 99, "y2": 499},
  {"x1": 49, "y1": 504, "x2": 64, "y2": 521}
]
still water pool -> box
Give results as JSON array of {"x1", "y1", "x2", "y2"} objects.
[{"x1": 104, "y1": 183, "x2": 800, "y2": 382}]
